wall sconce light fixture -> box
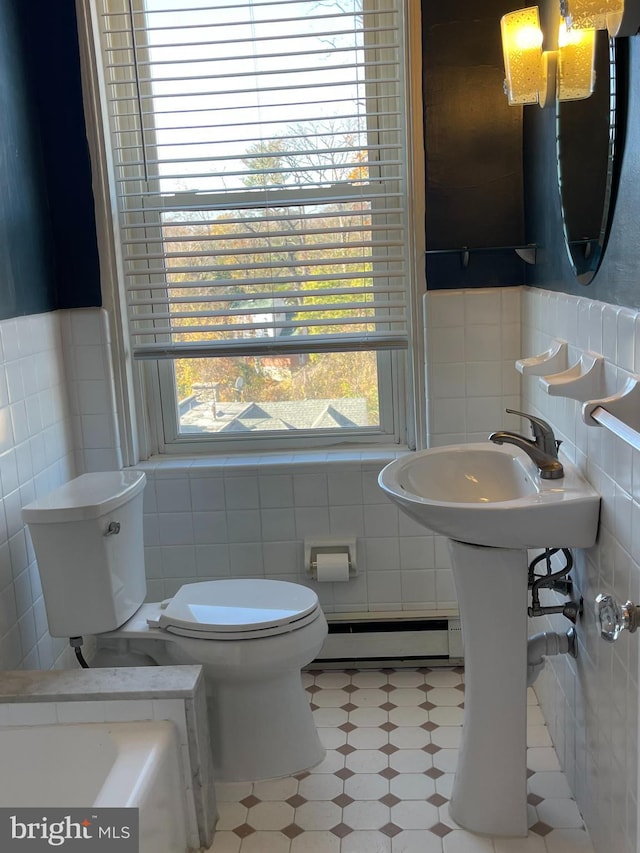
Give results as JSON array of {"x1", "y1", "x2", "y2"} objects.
[
  {"x1": 501, "y1": 7, "x2": 596, "y2": 106},
  {"x1": 501, "y1": 7, "x2": 548, "y2": 105},
  {"x1": 560, "y1": 0, "x2": 640, "y2": 37},
  {"x1": 557, "y1": 21, "x2": 596, "y2": 100}
]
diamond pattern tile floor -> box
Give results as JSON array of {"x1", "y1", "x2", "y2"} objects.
[{"x1": 206, "y1": 668, "x2": 594, "y2": 853}]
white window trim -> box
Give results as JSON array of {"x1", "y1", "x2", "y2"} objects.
[{"x1": 74, "y1": 0, "x2": 426, "y2": 462}]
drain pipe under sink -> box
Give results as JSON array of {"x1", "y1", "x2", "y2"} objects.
[{"x1": 527, "y1": 628, "x2": 577, "y2": 687}]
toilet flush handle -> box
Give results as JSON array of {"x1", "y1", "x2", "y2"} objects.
[
  {"x1": 595, "y1": 593, "x2": 640, "y2": 642},
  {"x1": 105, "y1": 521, "x2": 121, "y2": 536}
]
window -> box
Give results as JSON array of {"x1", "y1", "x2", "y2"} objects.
[{"x1": 86, "y1": 0, "x2": 424, "y2": 453}]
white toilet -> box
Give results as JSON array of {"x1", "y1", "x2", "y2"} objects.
[{"x1": 22, "y1": 471, "x2": 327, "y2": 782}]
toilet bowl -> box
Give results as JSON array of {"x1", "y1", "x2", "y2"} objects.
[
  {"x1": 98, "y1": 579, "x2": 328, "y2": 782},
  {"x1": 22, "y1": 472, "x2": 327, "y2": 782}
]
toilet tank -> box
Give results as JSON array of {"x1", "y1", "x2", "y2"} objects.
[{"x1": 22, "y1": 471, "x2": 147, "y2": 638}]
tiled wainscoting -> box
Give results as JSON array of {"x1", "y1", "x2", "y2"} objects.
[
  {"x1": 209, "y1": 668, "x2": 594, "y2": 853},
  {"x1": 136, "y1": 454, "x2": 458, "y2": 615},
  {"x1": 60, "y1": 307, "x2": 122, "y2": 473},
  {"x1": 425, "y1": 287, "x2": 522, "y2": 446},
  {"x1": 0, "y1": 306, "x2": 123, "y2": 672},
  {"x1": 0, "y1": 312, "x2": 75, "y2": 671},
  {"x1": 521, "y1": 286, "x2": 640, "y2": 853}
]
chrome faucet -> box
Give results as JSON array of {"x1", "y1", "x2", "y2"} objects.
[{"x1": 489, "y1": 409, "x2": 564, "y2": 480}]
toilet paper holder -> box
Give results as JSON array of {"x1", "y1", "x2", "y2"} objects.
[{"x1": 305, "y1": 538, "x2": 358, "y2": 580}]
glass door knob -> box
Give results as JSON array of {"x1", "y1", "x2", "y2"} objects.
[{"x1": 595, "y1": 594, "x2": 640, "y2": 642}]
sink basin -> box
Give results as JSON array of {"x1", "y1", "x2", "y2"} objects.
[{"x1": 378, "y1": 442, "x2": 600, "y2": 548}]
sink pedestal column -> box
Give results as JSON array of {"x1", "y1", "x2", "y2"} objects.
[{"x1": 448, "y1": 540, "x2": 529, "y2": 837}]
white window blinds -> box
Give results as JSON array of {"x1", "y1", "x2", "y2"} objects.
[{"x1": 96, "y1": 0, "x2": 410, "y2": 360}]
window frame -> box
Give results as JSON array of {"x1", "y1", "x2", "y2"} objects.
[{"x1": 75, "y1": 0, "x2": 426, "y2": 462}]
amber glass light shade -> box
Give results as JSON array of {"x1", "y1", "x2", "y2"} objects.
[
  {"x1": 560, "y1": 0, "x2": 622, "y2": 30},
  {"x1": 501, "y1": 7, "x2": 544, "y2": 105},
  {"x1": 557, "y1": 23, "x2": 596, "y2": 100}
]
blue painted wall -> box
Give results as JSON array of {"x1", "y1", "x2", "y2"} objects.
[
  {"x1": 3, "y1": 0, "x2": 638, "y2": 314},
  {"x1": 422, "y1": 0, "x2": 527, "y2": 289},
  {"x1": 0, "y1": 0, "x2": 100, "y2": 319},
  {"x1": 422, "y1": 0, "x2": 640, "y2": 307}
]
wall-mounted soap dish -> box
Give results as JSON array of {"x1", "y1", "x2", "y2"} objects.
[
  {"x1": 516, "y1": 340, "x2": 567, "y2": 376},
  {"x1": 518, "y1": 344, "x2": 640, "y2": 452},
  {"x1": 539, "y1": 352, "x2": 605, "y2": 401}
]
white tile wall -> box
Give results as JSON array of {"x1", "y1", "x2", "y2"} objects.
[
  {"x1": 60, "y1": 308, "x2": 122, "y2": 473},
  {"x1": 425, "y1": 287, "x2": 522, "y2": 446},
  {"x1": 0, "y1": 312, "x2": 77, "y2": 671},
  {"x1": 138, "y1": 455, "x2": 457, "y2": 613},
  {"x1": 521, "y1": 286, "x2": 640, "y2": 853},
  {"x1": 0, "y1": 307, "x2": 122, "y2": 673}
]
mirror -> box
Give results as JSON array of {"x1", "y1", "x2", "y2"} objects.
[{"x1": 556, "y1": 32, "x2": 627, "y2": 284}]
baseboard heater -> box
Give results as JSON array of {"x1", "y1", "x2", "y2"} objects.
[{"x1": 313, "y1": 613, "x2": 463, "y2": 668}]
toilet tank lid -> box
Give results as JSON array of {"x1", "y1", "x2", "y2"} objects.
[{"x1": 22, "y1": 471, "x2": 146, "y2": 523}]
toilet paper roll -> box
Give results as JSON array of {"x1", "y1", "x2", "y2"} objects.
[{"x1": 315, "y1": 552, "x2": 350, "y2": 582}]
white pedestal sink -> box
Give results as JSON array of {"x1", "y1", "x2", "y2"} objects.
[{"x1": 379, "y1": 443, "x2": 600, "y2": 837}]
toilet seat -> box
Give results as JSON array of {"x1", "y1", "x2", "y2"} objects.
[{"x1": 151, "y1": 579, "x2": 322, "y2": 640}]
